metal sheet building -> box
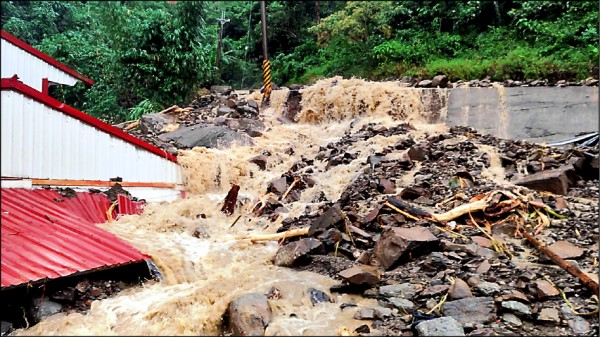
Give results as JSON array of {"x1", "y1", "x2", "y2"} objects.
[{"x1": 1, "y1": 30, "x2": 185, "y2": 201}]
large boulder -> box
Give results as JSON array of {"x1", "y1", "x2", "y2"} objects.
[
  {"x1": 227, "y1": 293, "x2": 272, "y2": 336},
  {"x1": 158, "y1": 125, "x2": 254, "y2": 149},
  {"x1": 374, "y1": 226, "x2": 439, "y2": 270}
]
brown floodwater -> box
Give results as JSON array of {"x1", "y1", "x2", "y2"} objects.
[{"x1": 13, "y1": 77, "x2": 482, "y2": 336}]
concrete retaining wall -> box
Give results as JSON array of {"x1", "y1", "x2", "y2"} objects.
[{"x1": 445, "y1": 87, "x2": 599, "y2": 143}]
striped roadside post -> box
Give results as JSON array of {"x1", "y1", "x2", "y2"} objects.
[
  {"x1": 262, "y1": 58, "x2": 272, "y2": 104},
  {"x1": 260, "y1": 1, "x2": 271, "y2": 106}
]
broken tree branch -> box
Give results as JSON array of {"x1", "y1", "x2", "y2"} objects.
[
  {"x1": 385, "y1": 197, "x2": 432, "y2": 219},
  {"x1": 522, "y1": 230, "x2": 598, "y2": 295},
  {"x1": 158, "y1": 105, "x2": 180, "y2": 115},
  {"x1": 123, "y1": 120, "x2": 140, "y2": 131},
  {"x1": 280, "y1": 178, "x2": 300, "y2": 201},
  {"x1": 237, "y1": 227, "x2": 310, "y2": 243}
]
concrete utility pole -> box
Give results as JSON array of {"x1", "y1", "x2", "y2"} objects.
[
  {"x1": 260, "y1": 0, "x2": 272, "y2": 104},
  {"x1": 216, "y1": 11, "x2": 230, "y2": 69}
]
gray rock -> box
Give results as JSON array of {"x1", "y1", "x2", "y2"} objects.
[
  {"x1": 217, "y1": 106, "x2": 234, "y2": 116},
  {"x1": 475, "y1": 282, "x2": 501, "y2": 296},
  {"x1": 431, "y1": 75, "x2": 449, "y2": 88},
  {"x1": 374, "y1": 226, "x2": 439, "y2": 270},
  {"x1": 415, "y1": 316, "x2": 465, "y2": 336},
  {"x1": 442, "y1": 297, "x2": 496, "y2": 325},
  {"x1": 1, "y1": 321, "x2": 13, "y2": 336},
  {"x1": 374, "y1": 307, "x2": 393, "y2": 319},
  {"x1": 247, "y1": 99, "x2": 259, "y2": 111},
  {"x1": 192, "y1": 225, "x2": 210, "y2": 238},
  {"x1": 379, "y1": 283, "x2": 422, "y2": 299},
  {"x1": 224, "y1": 118, "x2": 266, "y2": 136},
  {"x1": 159, "y1": 125, "x2": 254, "y2": 149},
  {"x1": 227, "y1": 293, "x2": 272, "y2": 336},
  {"x1": 273, "y1": 238, "x2": 325, "y2": 267},
  {"x1": 502, "y1": 313, "x2": 522, "y2": 327},
  {"x1": 140, "y1": 113, "x2": 177, "y2": 134},
  {"x1": 417, "y1": 79, "x2": 433, "y2": 88},
  {"x1": 354, "y1": 308, "x2": 376, "y2": 320},
  {"x1": 30, "y1": 298, "x2": 63, "y2": 322},
  {"x1": 210, "y1": 85, "x2": 233, "y2": 94},
  {"x1": 501, "y1": 300, "x2": 531, "y2": 316},
  {"x1": 308, "y1": 288, "x2": 331, "y2": 305},
  {"x1": 568, "y1": 316, "x2": 591, "y2": 335},
  {"x1": 385, "y1": 298, "x2": 415, "y2": 312}
]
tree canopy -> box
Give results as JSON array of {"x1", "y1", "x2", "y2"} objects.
[{"x1": 2, "y1": 1, "x2": 597, "y2": 122}]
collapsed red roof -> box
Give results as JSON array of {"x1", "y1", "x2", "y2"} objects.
[{"x1": 1, "y1": 188, "x2": 151, "y2": 288}]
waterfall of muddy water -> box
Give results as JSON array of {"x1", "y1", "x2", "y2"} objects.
[
  {"x1": 492, "y1": 83, "x2": 510, "y2": 140},
  {"x1": 14, "y1": 78, "x2": 456, "y2": 336}
]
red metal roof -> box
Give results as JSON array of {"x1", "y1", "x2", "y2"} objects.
[
  {"x1": 1, "y1": 188, "x2": 151, "y2": 288},
  {"x1": 1, "y1": 77, "x2": 178, "y2": 163},
  {"x1": 1, "y1": 30, "x2": 94, "y2": 86}
]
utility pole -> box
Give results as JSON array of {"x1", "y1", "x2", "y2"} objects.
[
  {"x1": 216, "y1": 10, "x2": 229, "y2": 69},
  {"x1": 260, "y1": 0, "x2": 272, "y2": 105}
]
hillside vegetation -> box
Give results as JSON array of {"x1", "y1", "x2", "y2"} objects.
[{"x1": 2, "y1": 1, "x2": 597, "y2": 122}]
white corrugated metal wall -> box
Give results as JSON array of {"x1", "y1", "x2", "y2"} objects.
[
  {"x1": 1, "y1": 90, "x2": 184, "y2": 200},
  {"x1": 1, "y1": 39, "x2": 79, "y2": 91}
]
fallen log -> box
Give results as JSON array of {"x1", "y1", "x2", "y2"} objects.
[
  {"x1": 238, "y1": 227, "x2": 310, "y2": 243},
  {"x1": 123, "y1": 120, "x2": 140, "y2": 131},
  {"x1": 385, "y1": 197, "x2": 432, "y2": 219},
  {"x1": 158, "y1": 105, "x2": 180, "y2": 115},
  {"x1": 221, "y1": 184, "x2": 240, "y2": 215},
  {"x1": 522, "y1": 230, "x2": 598, "y2": 295}
]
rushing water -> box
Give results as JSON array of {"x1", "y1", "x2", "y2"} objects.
[{"x1": 13, "y1": 77, "x2": 468, "y2": 336}]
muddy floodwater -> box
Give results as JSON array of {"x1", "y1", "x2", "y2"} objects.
[{"x1": 11, "y1": 77, "x2": 599, "y2": 336}]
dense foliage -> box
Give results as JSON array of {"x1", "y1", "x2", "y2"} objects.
[{"x1": 2, "y1": 1, "x2": 598, "y2": 122}]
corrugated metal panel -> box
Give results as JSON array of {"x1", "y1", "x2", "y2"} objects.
[
  {"x1": 117, "y1": 194, "x2": 145, "y2": 215},
  {"x1": 1, "y1": 188, "x2": 150, "y2": 288},
  {"x1": 1, "y1": 89, "x2": 183, "y2": 184},
  {"x1": 1, "y1": 39, "x2": 81, "y2": 91}
]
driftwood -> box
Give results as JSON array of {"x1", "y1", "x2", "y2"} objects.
[
  {"x1": 158, "y1": 105, "x2": 180, "y2": 115},
  {"x1": 386, "y1": 191, "x2": 523, "y2": 223},
  {"x1": 385, "y1": 197, "x2": 432, "y2": 219},
  {"x1": 237, "y1": 227, "x2": 310, "y2": 243},
  {"x1": 221, "y1": 184, "x2": 240, "y2": 215},
  {"x1": 522, "y1": 230, "x2": 599, "y2": 295},
  {"x1": 123, "y1": 120, "x2": 140, "y2": 131}
]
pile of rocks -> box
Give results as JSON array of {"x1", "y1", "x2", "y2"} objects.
[
  {"x1": 224, "y1": 123, "x2": 598, "y2": 336},
  {"x1": 116, "y1": 89, "x2": 266, "y2": 155},
  {"x1": 393, "y1": 75, "x2": 599, "y2": 89}
]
